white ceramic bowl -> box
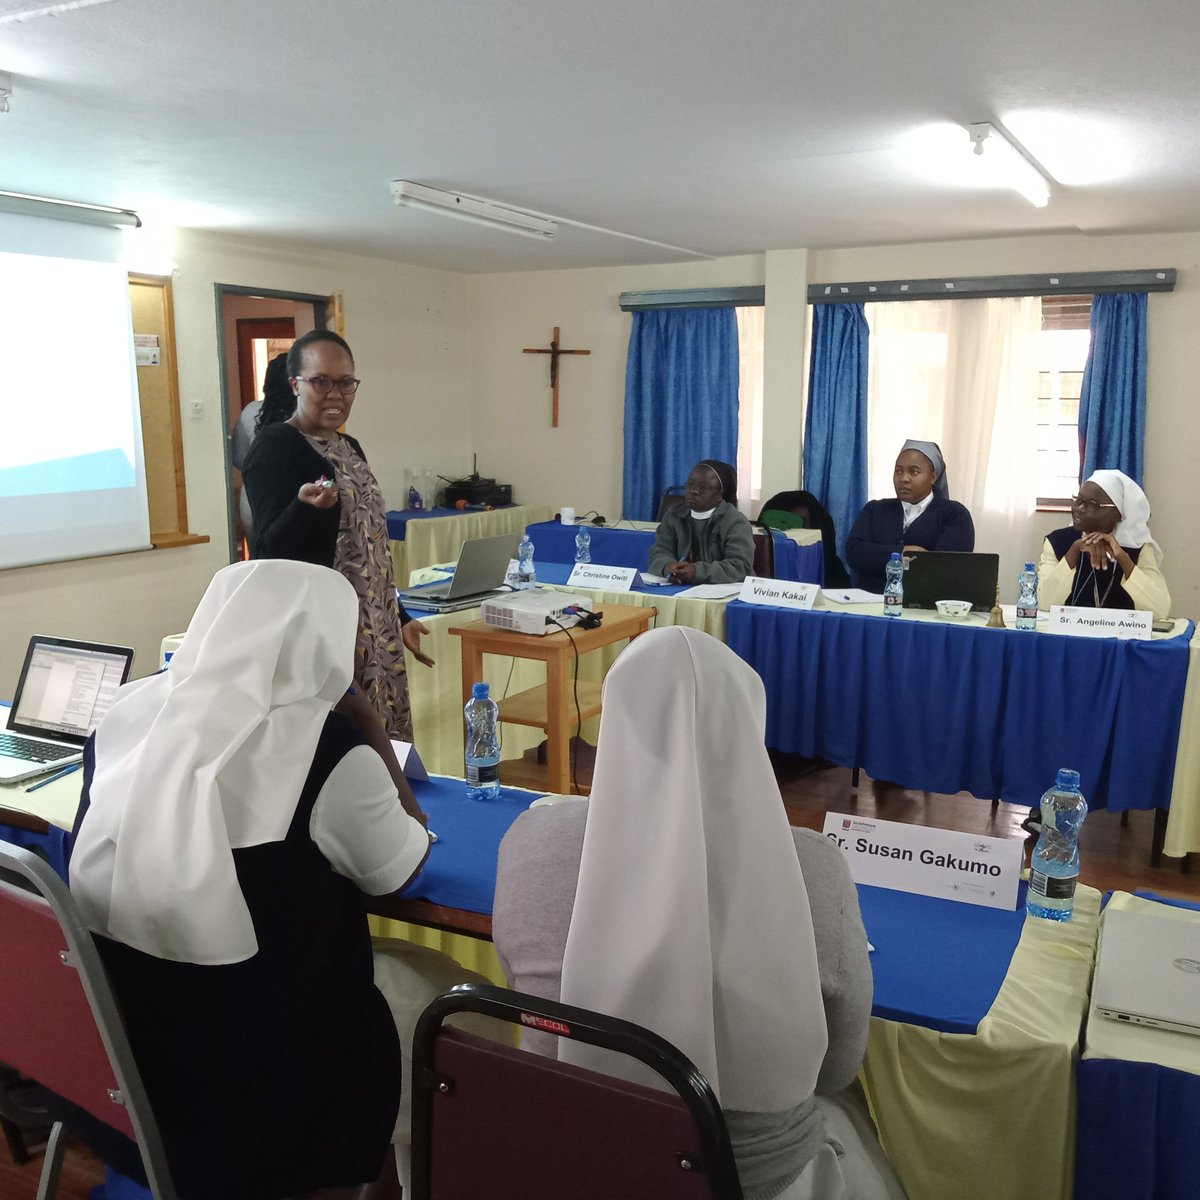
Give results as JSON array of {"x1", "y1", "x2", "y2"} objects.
[{"x1": 935, "y1": 599, "x2": 973, "y2": 618}]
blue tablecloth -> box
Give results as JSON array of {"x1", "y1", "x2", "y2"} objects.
[
  {"x1": 386, "y1": 505, "x2": 519, "y2": 540},
  {"x1": 395, "y1": 774, "x2": 1018, "y2": 1033},
  {"x1": 524, "y1": 520, "x2": 825, "y2": 584},
  {"x1": 726, "y1": 602, "x2": 1194, "y2": 812}
]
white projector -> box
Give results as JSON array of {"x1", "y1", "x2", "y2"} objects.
[{"x1": 480, "y1": 590, "x2": 594, "y2": 636}]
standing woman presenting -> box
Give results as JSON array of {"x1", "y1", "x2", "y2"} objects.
[
  {"x1": 244, "y1": 329, "x2": 431, "y2": 739},
  {"x1": 846, "y1": 439, "x2": 975, "y2": 593}
]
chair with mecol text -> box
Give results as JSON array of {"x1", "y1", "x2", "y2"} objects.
[
  {"x1": 0, "y1": 842, "x2": 178, "y2": 1199},
  {"x1": 409, "y1": 983, "x2": 743, "y2": 1200}
]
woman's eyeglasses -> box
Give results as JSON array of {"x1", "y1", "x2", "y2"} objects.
[
  {"x1": 296, "y1": 374, "x2": 361, "y2": 395},
  {"x1": 1070, "y1": 496, "x2": 1118, "y2": 513}
]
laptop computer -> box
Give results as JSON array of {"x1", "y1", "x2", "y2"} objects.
[
  {"x1": 1, "y1": 635, "x2": 135, "y2": 784},
  {"x1": 903, "y1": 551, "x2": 1000, "y2": 612},
  {"x1": 1093, "y1": 907, "x2": 1200, "y2": 1037},
  {"x1": 397, "y1": 532, "x2": 522, "y2": 614}
]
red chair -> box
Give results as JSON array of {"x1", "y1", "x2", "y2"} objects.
[
  {"x1": 409, "y1": 983, "x2": 743, "y2": 1200},
  {"x1": 0, "y1": 843, "x2": 178, "y2": 1199}
]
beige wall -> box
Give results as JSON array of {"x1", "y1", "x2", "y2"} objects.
[
  {"x1": 465, "y1": 255, "x2": 765, "y2": 520},
  {"x1": 1, "y1": 230, "x2": 471, "y2": 685},
  {"x1": 6, "y1": 225, "x2": 1197, "y2": 690}
]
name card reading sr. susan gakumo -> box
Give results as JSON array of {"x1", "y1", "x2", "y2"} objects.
[
  {"x1": 737, "y1": 576, "x2": 819, "y2": 611},
  {"x1": 821, "y1": 812, "x2": 1023, "y2": 911},
  {"x1": 565, "y1": 563, "x2": 638, "y2": 591},
  {"x1": 1047, "y1": 605, "x2": 1152, "y2": 640}
]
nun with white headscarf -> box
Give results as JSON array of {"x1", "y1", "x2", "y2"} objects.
[
  {"x1": 70, "y1": 559, "x2": 433, "y2": 1200},
  {"x1": 846, "y1": 439, "x2": 975, "y2": 593},
  {"x1": 1038, "y1": 469, "x2": 1170, "y2": 620},
  {"x1": 492, "y1": 627, "x2": 905, "y2": 1200}
]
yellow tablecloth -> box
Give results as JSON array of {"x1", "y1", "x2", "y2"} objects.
[
  {"x1": 1164, "y1": 629, "x2": 1200, "y2": 857},
  {"x1": 861, "y1": 886, "x2": 1100, "y2": 1200},
  {"x1": 389, "y1": 504, "x2": 555, "y2": 585}
]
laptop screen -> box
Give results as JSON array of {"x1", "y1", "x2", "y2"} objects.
[{"x1": 9, "y1": 638, "x2": 134, "y2": 743}]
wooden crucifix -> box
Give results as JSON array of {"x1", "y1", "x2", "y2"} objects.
[{"x1": 523, "y1": 326, "x2": 591, "y2": 427}]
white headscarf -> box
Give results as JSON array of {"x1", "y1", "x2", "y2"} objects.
[
  {"x1": 1087, "y1": 469, "x2": 1161, "y2": 558},
  {"x1": 71, "y1": 560, "x2": 359, "y2": 965},
  {"x1": 558, "y1": 627, "x2": 827, "y2": 1112}
]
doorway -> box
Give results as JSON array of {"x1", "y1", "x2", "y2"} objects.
[{"x1": 215, "y1": 285, "x2": 335, "y2": 561}]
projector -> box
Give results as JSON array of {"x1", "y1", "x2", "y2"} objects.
[{"x1": 480, "y1": 591, "x2": 594, "y2": 636}]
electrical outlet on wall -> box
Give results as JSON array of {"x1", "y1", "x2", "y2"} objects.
[{"x1": 189, "y1": 400, "x2": 203, "y2": 419}]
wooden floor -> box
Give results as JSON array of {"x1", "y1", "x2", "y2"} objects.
[{"x1": 7, "y1": 741, "x2": 1197, "y2": 1200}]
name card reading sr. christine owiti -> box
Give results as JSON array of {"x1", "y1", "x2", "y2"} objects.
[
  {"x1": 737, "y1": 576, "x2": 819, "y2": 611},
  {"x1": 565, "y1": 563, "x2": 638, "y2": 591}
]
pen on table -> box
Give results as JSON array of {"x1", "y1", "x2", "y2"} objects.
[
  {"x1": 26, "y1": 761, "x2": 83, "y2": 793},
  {"x1": 428, "y1": 829, "x2": 439, "y2": 843}
]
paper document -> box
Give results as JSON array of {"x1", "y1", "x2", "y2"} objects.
[
  {"x1": 639, "y1": 572, "x2": 670, "y2": 586},
  {"x1": 389, "y1": 740, "x2": 429, "y2": 782},
  {"x1": 821, "y1": 588, "x2": 882, "y2": 604},
  {"x1": 675, "y1": 583, "x2": 743, "y2": 599}
]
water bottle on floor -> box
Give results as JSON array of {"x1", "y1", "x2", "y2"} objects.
[
  {"x1": 464, "y1": 682, "x2": 501, "y2": 801},
  {"x1": 884, "y1": 552, "x2": 904, "y2": 616},
  {"x1": 517, "y1": 533, "x2": 537, "y2": 589},
  {"x1": 574, "y1": 525, "x2": 592, "y2": 563},
  {"x1": 1026, "y1": 768, "x2": 1088, "y2": 921},
  {"x1": 1016, "y1": 562, "x2": 1039, "y2": 631}
]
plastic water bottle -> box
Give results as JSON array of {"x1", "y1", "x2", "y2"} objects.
[
  {"x1": 1016, "y1": 562, "x2": 1039, "y2": 631},
  {"x1": 574, "y1": 525, "x2": 592, "y2": 563},
  {"x1": 408, "y1": 484, "x2": 423, "y2": 512},
  {"x1": 1026, "y1": 768, "x2": 1088, "y2": 921},
  {"x1": 464, "y1": 682, "x2": 501, "y2": 801},
  {"x1": 516, "y1": 533, "x2": 536, "y2": 589},
  {"x1": 883, "y1": 552, "x2": 904, "y2": 616}
]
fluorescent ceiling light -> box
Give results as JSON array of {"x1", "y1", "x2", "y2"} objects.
[
  {"x1": 968, "y1": 123, "x2": 1052, "y2": 208},
  {"x1": 0, "y1": 188, "x2": 140, "y2": 227},
  {"x1": 390, "y1": 181, "x2": 556, "y2": 240}
]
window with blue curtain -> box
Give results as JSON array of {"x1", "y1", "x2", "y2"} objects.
[
  {"x1": 622, "y1": 308, "x2": 739, "y2": 521},
  {"x1": 802, "y1": 303, "x2": 868, "y2": 562},
  {"x1": 1078, "y1": 292, "x2": 1147, "y2": 483}
]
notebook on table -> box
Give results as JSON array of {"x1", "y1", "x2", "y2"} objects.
[
  {"x1": 1093, "y1": 907, "x2": 1200, "y2": 1037},
  {"x1": 397, "y1": 532, "x2": 522, "y2": 614},
  {"x1": 1, "y1": 636, "x2": 134, "y2": 783},
  {"x1": 903, "y1": 551, "x2": 1000, "y2": 612}
]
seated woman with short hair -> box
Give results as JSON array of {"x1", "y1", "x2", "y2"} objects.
[
  {"x1": 647, "y1": 459, "x2": 755, "y2": 584},
  {"x1": 846, "y1": 440, "x2": 975, "y2": 593},
  {"x1": 1038, "y1": 469, "x2": 1170, "y2": 620},
  {"x1": 493, "y1": 627, "x2": 905, "y2": 1200}
]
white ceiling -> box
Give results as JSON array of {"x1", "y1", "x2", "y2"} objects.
[{"x1": 3, "y1": 0, "x2": 1199, "y2": 273}]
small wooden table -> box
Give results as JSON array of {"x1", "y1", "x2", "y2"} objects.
[{"x1": 450, "y1": 603, "x2": 656, "y2": 794}]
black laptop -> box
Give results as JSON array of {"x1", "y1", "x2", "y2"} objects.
[{"x1": 903, "y1": 552, "x2": 1000, "y2": 612}]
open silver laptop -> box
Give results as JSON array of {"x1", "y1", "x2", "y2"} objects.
[
  {"x1": 1, "y1": 636, "x2": 134, "y2": 784},
  {"x1": 1093, "y1": 907, "x2": 1200, "y2": 1037},
  {"x1": 397, "y1": 532, "x2": 521, "y2": 614}
]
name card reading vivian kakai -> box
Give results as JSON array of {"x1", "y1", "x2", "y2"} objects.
[
  {"x1": 821, "y1": 812, "x2": 1023, "y2": 910},
  {"x1": 566, "y1": 563, "x2": 638, "y2": 591},
  {"x1": 737, "y1": 576, "x2": 819, "y2": 611},
  {"x1": 1047, "y1": 605, "x2": 1152, "y2": 640}
]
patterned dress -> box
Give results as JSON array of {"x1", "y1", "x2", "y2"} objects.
[{"x1": 309, "y1": 433, "x2": 413, "y2": 740}]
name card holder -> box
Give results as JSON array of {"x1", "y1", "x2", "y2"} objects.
[
  {"x1": 822, "y1": 812, "x2": 1023, "y2": 910},
  {"x1": 566, "y1": 563, "x2": 638, "y2": 591},
  {"x1": 737, "y1": 575, "x2": 819, "y2": 611},
  {"x1": 1047, "y1": 605, "x2": 1152, "y2": 640}
]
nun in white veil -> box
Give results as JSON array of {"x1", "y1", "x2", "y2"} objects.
[
  {"x1": 1037, "y1": 468, "x2": 1170, "y2": 620},
  {"x1": 495, "y1": 626, "x2": 905, "y2": 1200}
]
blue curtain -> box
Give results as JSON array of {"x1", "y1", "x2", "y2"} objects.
[
  {"x1": 803, "y1": 303, "x2": 868, "y2": 562},
  {"x1": 1079, "y1": 292, "x2": 1147, "y2": 483},
  {"x1": 623, "y1": 308, "x2": 739, "y2": 520}
]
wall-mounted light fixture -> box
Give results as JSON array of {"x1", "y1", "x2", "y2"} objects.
[
  {"x1": 0, "y1": 188, "x2": 140, "y2": 227},
  {"x1": 390, "y1": 180, "x2": 557, "y2": 240},
  {"x1": 968, "y1": 123, "x2": 1052, "y2": 208}
]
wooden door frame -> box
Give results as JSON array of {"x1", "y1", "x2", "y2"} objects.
[{"x1": 235, "y1": 317, "x2": 297, "y2": 412}]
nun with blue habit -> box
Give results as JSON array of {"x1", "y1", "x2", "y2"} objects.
[{"x1": 846, "y1": 440, "x2": 975, "y2": 593}]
